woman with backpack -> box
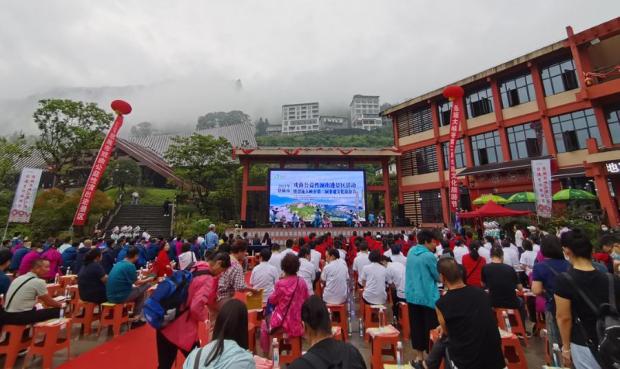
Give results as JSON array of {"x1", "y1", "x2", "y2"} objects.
[
  {"x1": 183, "y1": 299, "x2": 254, "y2": 369},
  {"x1": 259, "y1": 253, "x2": 309, "y2": 354},
  {"x1": 156, "y1": 252, "x2": 232, "y2": 369},
  {"x1": 554, "y1": 229, "x2": 620, "y2": 369}
]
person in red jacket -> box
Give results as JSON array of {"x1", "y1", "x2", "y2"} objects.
[
  {"x1": 315, "y1": 236, "x2": 328, "y2": 259},
  {"x1": 462, "y1": 240, "x2": 486, "y2": 287},
  {"x1": 154, "y1": 242, "x2": 173, "y2": 277}
]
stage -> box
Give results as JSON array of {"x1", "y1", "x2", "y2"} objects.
[{"x1": 224, "y1": 226, "x2": 413, "y2": 243}]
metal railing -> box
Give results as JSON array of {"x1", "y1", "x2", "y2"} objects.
[{"x1": 94, "y1": 189, "x2": 125, "y2": 236}]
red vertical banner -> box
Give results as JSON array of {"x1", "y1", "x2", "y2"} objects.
[
  {"x1": 442, "y1": 86, "x2": 464, "y2": 213},
  {"x1": 72, "y1": 100, "x2": 132, "y2": 226}
]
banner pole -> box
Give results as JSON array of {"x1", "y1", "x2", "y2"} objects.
[{"x1": 1, "y1": 220, "x2": 9, "y2": 242}]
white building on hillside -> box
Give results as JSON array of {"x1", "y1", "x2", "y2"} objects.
[
  {"x1": 281, "y1": 102, "x2": 320, "y2": 134},
  {"x1": 350, "y1": 95, "x2": 383, "y2": 130}
]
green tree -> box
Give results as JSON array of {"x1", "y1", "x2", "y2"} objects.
[
  {"x1": 164, "y1": 134, "x2": 240, "y2": 219},
  {"x1": 255, "y1": 117, "x2": 268, "y2": 136},
  {"x1": 0, "y1": 135, "x2": 28, "y2": 188},
  {"x1": 196, "y1": 110, "x2": 251, "y2": 130},
  {"x1": 102, "y1": 158, "x2": 141, "y2": 189},
  {"x1": 33, "y1": 99, "x2": 114, "y2": 185},
  {"x1": 256, "y1": 126, "x2": 394, "y2": 147},
  {"x1": 130, "y1": 121, "x2": 154, "y2": 137}
]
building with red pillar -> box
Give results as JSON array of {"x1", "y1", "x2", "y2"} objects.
[
  {"x1": 384, "y1": 17, "x2": 620, "y2": 227},
  {"x1": 233, "y1": 147, "x2": 398, "y2": 226}
]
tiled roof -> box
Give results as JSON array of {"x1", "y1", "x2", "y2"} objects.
[
  {"x1": 4, "y1": 145, "x2": 47, "y2": 171},
  {"x1": 126, "y1": 123, "x2": 257, "y2": 157}
]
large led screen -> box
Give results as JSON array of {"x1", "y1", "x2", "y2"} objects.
[{"x1": 269, "y1": 169, "x2": 366, "y2": 223}]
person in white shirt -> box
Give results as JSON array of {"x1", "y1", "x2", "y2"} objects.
[
  {"x1": 501, "y1": 239, "x2": 520, "y2": 270},
  {"x1": 297, "y1": 248, "x2": 318, "y2": 295},
  {"x1": 250, "y1": 248, "x2": 280, "y2": 303},
  {"x1": 478, "y1": 243, "x2": 491, "y2": 262},
  {"x1": 178, "y1": 243, "x2": 196, "y2": 270},
  {"x1": 352, "y1": 242, "x2": 371, "y2": 287},
  {"x1": 309, "y1": 246, "x2": 321, "y2": 272},
  {"x1": 268, "y1": 243, "x2": 283, "y2": 276},
  {"x1": 360, "y1": 250, "x2": 388, "y2": 305},
  {"x1": 519, "y1": 239, "x2": 537, "y2": 277},
  {"x1": 453, "y1": 240, "x2": 469, "y2": 264},
  {"x1": 384, "y1": 245, "x2": 406, "y2": 266},
  {"x1": 320, "y1": 249, "x2": 349, "y2": 305},
  {"x1": 385, "y1": 256, "x2": 406, "y2": 322},
  {"x1": 336, "y1": 246, "x2": 346, "y2": 261},
  {"x1": 483, "y1": 236, "x2": 495, "y2": 250},
  {"x1": 513, "y1": 225, "x2": 524, "y2": 248},
  {"x1": 282, "y1": 239, "x2": 297, "y2": 257}
]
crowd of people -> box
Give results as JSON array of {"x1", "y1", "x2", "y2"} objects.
[{"x1": 1, "y1": 221, "x2": 619, "y2": 369}]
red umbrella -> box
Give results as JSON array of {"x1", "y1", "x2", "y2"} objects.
[{"x1": 458, "y1": 200, "x2": 531, "y2": 219}]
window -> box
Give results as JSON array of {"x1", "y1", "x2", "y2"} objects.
[
  {"x1": 437, "y1": 100, "x2": 453, "y2": 126},
  {"x1": 420, "y1": 190, "x2": 443, "y2": 223},
  {"x1": 414, "y1": 145, "x2": 438, "y2": 174},
  {"x1": 606, "y1": 107, "x2": 620, "y2": 144},
  {"x1": 442, "y1": 139, "x2": 466, "y2": 169},
  {"x1": 506, "y1": 121, "x2": 547, "y2": 159},
  {"x1": 411, "y1": 107, "x2": 433, "y2": 133},
  {"x1": 541, "y1": 59, "x2": 579, "y2": 96},
  {"x1": 466, "y1": 87, "x2": 494, "y2": 118},
  {"x1": 396, "y1": 111, "x2": 413, "y2": 138},
  {"x1": 471, "y1": 130, "x2": 503, "y2": 166},
  {"x1": 500, "y1": 74, "x2": 535, "y2": 108},
  {"x1": 400, "y1": 146, "x2": 438, "y2": 175},
  {"x1": 551, "y1": 109, "x2": 601, "y2": 152}
]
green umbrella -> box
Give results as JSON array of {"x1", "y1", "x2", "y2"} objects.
[
  {"x1": 472, "y1": 194, "x2": 508, "y2": 205},
  {"x1": 552, "y1": 189, "x2": 597, "y2": 201},
  {"x1": 507, "y1": 192, "x2": 536, "y2": 203}
]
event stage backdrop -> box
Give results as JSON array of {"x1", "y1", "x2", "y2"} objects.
[{"x1": 268, "y1": 169, "x2": 366, "y2": 222}]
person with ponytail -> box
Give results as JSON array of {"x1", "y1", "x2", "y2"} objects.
[
  {"x1": 461, "y1": 240, "x2": 486, "y2": 287},
  {"x1": 77, "y1": 248, "x2": 108, "y2": 304},
  {"x1": 183, "y1": 299, "x2": 254, "y2": 369}
]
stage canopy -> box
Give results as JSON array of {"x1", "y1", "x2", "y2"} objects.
[{"x1": 458, "y1": 200, "x2": 531, "y2": 219}]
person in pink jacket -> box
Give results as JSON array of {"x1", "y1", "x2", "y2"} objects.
[
  {"x1": 157, "y1": 253, "x2": 231, "y2": 369},
  {"x1": 260, "y1": 253, "x2": 309, "y2": 354},
  {"x1": 41, "y1": 243, "x2": 63, "y2": 282},
  {"x1": 18, "y1": 242, "x2": 44, "y2": 276}
]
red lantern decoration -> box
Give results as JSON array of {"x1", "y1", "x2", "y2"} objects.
[
  {"x1": 111, "y1": 100, "x2": 132, "y2": 115},
  {"x1": 442, "y1": 85, "x2": 464, "y2": 100}
]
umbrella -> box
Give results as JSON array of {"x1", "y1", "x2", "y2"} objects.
[
  {"x1": 472, "y1": 194, "x2": 508, "y2": 205},
  {"x1": 459, "y1": 201, "x2": 531, "y2": 218},
  {"x1": 507, "y1": 192, "x2": 536, "y2": 203},
  {"x1": 552, "y1": 189, "x2": 597, "y2": 201}
]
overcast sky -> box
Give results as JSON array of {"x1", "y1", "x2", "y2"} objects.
[{"x1": 1, "y1": 1, "x2": 618, "y2": 134}]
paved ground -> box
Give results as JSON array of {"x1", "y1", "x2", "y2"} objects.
[{"x1": 1, "y1": 307, "x2": 546, "y2": 369}]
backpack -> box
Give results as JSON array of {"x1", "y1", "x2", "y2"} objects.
[
  {"x1": 143, "y1": 268, "x2": 212, "y2": 329},
  {"x1": 562, "y1": 272, "x2": 620, "y2": 369}
]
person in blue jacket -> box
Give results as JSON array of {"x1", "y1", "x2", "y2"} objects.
[
  {"x1": 61, "y1": 242, "x2": 79, "y2": 274},
  {"x1": 146, "y1": 238, "x2": 160, "y2": 262},
  {"x1": 10, "y1": 241, "x2": 32, "y2": 272},
  {"x1": 405, "y1": 229, "x2": 440, "y2": 365}
]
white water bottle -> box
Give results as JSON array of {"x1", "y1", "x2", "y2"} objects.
[
  {"x1": 272, "y1": 338, "x2": 280, "y2": 369},
  {"x1": 378, "y1": 307, "x2": 386, "y2": 328},
  {"x1": 347, "y1": 315, "x2": 352, "y2": 337},
  {"x1": 502, "y1": 311, "x2": 512, "y2": 332},
  {"x1": 54, "y1": 273, "x2": 59, "y2": 284},
  {"x1": 358, "y1": 318, "x2": 364, "y2": 337},
  {"x1": 66, "y1": 267, "x2": 71, "y2": 276},
  {"x1": 59, "y1": 303, "x2": 65, "y2": 319},
  {"x1": 396, "y1": 341, "x2": 403, "y2": 367}
]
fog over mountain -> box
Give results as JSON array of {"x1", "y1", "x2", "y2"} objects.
[{"x1": 1, "y1": 1, "x2": 618, "y2": 135}]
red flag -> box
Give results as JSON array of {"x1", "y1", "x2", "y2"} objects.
[
  {"x1": 442, "y1": 86, "x2": 464, "y2": 212},
  {"x1": 72, "y1": 100, "x2": 131, "y2": 226}
]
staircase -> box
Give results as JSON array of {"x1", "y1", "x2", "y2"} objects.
[{"x1": 106, "y1": 205, "x2": 172, "y2": 238}]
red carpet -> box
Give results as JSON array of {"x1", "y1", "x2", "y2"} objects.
[{"x1": 57, "y1": 326, "x2": 185, "y2": 369}]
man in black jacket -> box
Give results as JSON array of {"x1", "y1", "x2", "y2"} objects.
[{"x1": 289, "y1": 296, "x2": 366, "y2": 369}]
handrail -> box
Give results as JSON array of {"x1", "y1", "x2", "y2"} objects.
[
  {"x1": 169, "y1": 197, "x2": 176, "y2": 237},
  {"x1": 94, "y1": 189, "x2": 125, "y2": 236}
]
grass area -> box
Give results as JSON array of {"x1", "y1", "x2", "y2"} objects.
[{"x1": 105, "y1": 187, "x2": 178, "y2": 206}]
